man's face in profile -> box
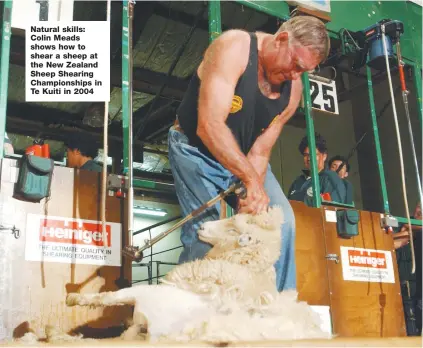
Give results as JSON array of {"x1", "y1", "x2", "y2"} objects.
[
  {"x1": 330, "y1": 160, "x2": 348, "y2": 179},
  {"x1": 303, "y1": 147, "x2": 326, "y2": 172},
  {"x1": 66, "y1": 148, "x2": 80, "y2": 168}
]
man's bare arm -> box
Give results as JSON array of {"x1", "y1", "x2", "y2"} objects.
[
  {"x1": 197, "y1": 30, "x2": 268, "y2": 214},
  {"x1": 247, "y1": 78, "x2": 304, "y2": 183}
]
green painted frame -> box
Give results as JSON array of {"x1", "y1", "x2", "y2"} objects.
[{"x1": 0, "y1": 1, "x2": 12, "y2": 159}]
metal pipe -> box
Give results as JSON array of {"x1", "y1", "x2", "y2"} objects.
[
  {"x1": 366, "y1": 65, "x2": 390, "y2": 214},
  {"x1": 208, "y1": 0, "x2": 231, "y2": 217},
  {"x1": 381, "y1": 24, "x2": 415, "y2": 274},
  {"x1": 101, "y1": 0, "x2": 112, "y2": 245},
  {"x1": 127, "y1": 1, "x2": 135, "y2": 242},
  {"x1": 0, "y1": 1, "x2": 13, "y2": 159},
  {"x1": 302, "y1": 72, "x2": 321, "y2": 208},
  {"x1": 208, "y1": 0, "x2": 222, "y2": 43},
  {"x1": 133, "y1": 215, "x2": 182, "y2": 236},
  {"x1": 122, "y1": 0, "x2": 135, "y2": 243},
  {"x1": 308, "y1": 73, "x2": 333, "y2": 85},
  {"x1": 396, "y1": 43, "x2": 423, "y2": 204}
]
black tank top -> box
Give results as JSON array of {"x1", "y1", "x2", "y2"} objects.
[{"x1": 177, "y1": 32, "x2": 292, "y2": 160}]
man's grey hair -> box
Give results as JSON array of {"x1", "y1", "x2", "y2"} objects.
[{"x1": 277, "y1": 16, "x2": 330, "y2": 61}]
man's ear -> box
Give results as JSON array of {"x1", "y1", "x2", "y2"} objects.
[
  {"x1": 275, "y1": 31, "x2": 289, "y2": 48},
  {"x1": 322, "y1": 153, "x2": 328, "y2": 162}
]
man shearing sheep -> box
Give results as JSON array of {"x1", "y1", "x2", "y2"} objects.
[{"x1": 168, "y1": 16, "x2": 330, "y2": 292}]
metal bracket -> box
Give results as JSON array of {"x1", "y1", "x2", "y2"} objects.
[
  {"x1": 381, "y1": 214, "x2": 399, "y2": 229},
  {"x1": 107, "y1": 174, "x2": 128, "y2": 191},
  {"x1": 0, "y1": 224, "x2": 20, "y2": 239},
  {"x1": 326, "y1": 253, "x2": 339, "y2": 264}
]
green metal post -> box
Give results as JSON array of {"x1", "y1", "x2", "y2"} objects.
[
  {"x1": 413, "y1": 64, "x2": 422, "y2": 128},
  {"x1": 208, "y1": 0, "x2": 231, "y2": 217},
  {"x1": 122, "y1": 0, "x2": 135, "y2": 243},
  {"x1": 366, "y1": 66, "x2": 390, "y2": 214},
  {"x1": 234, "y1": 1, "x2": 290, "y2": 21},
  {"x1": 122, "y1": 0, "x2": 132, "y2": 173},
  {"x1": 0, "y1": 1, "x2": 13, "y2": 159},
  {"x1": 208, "y1": 1, "x2": 221, "y2": 43},
  {"x1": 302, "y1": 73, "x2": 321, "y2": 208}
]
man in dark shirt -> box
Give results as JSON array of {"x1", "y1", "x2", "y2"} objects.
[
  {"x1": 395, "y1": 202, "x2": 422, "y2": 336},
  {"x1": 64, "y1": 133, "x2": 102, "y2": 173},
  {"x1": 329, "y1": 155, "x2": 354, "y2": 205},
  {"x1": 288, "y1": 133, "x2": 347, "y2": 205},
  {"x1": 168, "y1": 16, "x2": 330, "y2": 293}
]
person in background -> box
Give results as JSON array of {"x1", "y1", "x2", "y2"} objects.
[
  {"x1": 329, "y1": 155, "x2": 349, "y2": 179},
  {"x1": 288, "y1": 133, "x2": 346, "y2": 205},
  {"x1": 64, "y1": 133, "x2": 102, "y2": 173},
  {"x1": 329, "y1": 155, "x2": 354, "y2": 205},
  {"x1": 394, "y1": 201, "x2": 422, "y2": 336}
]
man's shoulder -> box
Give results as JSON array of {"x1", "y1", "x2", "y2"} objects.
[
  {"x1": 320, "y1": 169, "x2": 342, "y2": 182},
  {"x1": 81, "y1": 160, "x2": 102, "y2": 173},
  {"x1": 211, "y1": 30, "x2": 251, "y2": 55},
  {"x1": 343, "y1": 179, "x2": 354, "y2": 189},
  {"x1": 218, "y1": 29, "x2": 250, "y2": 42}
]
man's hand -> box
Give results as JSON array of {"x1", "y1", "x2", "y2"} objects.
[
  {"x1": 237, "y1": 179, "x2": 269, "y2": 215},
  {"x1": 393, "y1": 225, "x2": 410, "y2": 249}
]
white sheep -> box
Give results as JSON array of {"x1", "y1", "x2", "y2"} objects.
[{"x1": 66, "y1": 207, "x2": 330, "y2": 343}]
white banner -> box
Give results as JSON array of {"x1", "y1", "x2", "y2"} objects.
[
  {"x1": 25, "y1": 21, "x2": 110, "y2": 102},
  {"x1": 25, "y1": 214, "x2": 122, "y2": 267},
  {"x1": 340, "y1": 246, "x2": 395, "y2": 283}
]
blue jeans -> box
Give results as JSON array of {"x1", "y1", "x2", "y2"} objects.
[{"x1": 168, "y1": 128, "x2": 296, "y2": 291}]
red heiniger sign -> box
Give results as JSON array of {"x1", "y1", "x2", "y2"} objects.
[
  {"x1": 39, "y1": 218, "x2": 112, "y2": 247},
  {"x1": 25, "y1": 214, "x2": 121, "y2": 266},
  {"x1": 347, "y1": 249, "x2": 387, "y2": 269},
  {"x1": 340, "y1": 247, "x2": 394, "y2": 283}
]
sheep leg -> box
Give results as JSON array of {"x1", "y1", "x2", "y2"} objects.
[
  {"x1": 120, "y1": 311, "x2": 148, "y2": 341},
  {"x1": 66, "y1": 286, "x2": 137, "y2": 308}
]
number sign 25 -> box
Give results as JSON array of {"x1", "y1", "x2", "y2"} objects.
[{"x1": 309, "y1": 79, "x2": 339, "y2": 115}]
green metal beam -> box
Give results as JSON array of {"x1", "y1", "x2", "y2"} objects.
[
  {"x1": 208, "y1": 1, "x2": 233, "y2": 218},
  {"x1": 122, "y1": 0, "x2": 131, "y2": 173},
  {"x1": 208, "y1": 1, "x2": 221, "y2": 43},
  {"x1": 413, "y1": 64, "x2": 422, "y2": 128},
  {"x1": 0, "y1": 1, "x2": 12, "y2": 159},
  {"x1": 366, "y1": 65, "x2": 390, "y2": 214},
  {"x1": 395, "y1": 217, "x2": 423, "y2": 226},
  {"x1": 235, "y1": 1, "x2": 290, "y2": 21},
  {"x1": 322, "y1": 201, "x2": 355, "y2": 209},
  {"x1": 302, "y1": 72, "x2": 321, "y2": 208},
  {"x1": 133, "y1": 179, "x2": 156, "y2": 189}
]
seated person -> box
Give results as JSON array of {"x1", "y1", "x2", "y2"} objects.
[
  {"x1": 288, "y1": 133, "x2": 346, "y2": 205},
  {"x1": 329, "y1": 155, "x2": 354, "y2": 205},
  {"x1": 64, "y1": 133, "x2": 102, "y2": 173}
]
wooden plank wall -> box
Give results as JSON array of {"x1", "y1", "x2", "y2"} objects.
[{"x1": 293, "y1": 201, "x2": 406, "y2": 337}]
